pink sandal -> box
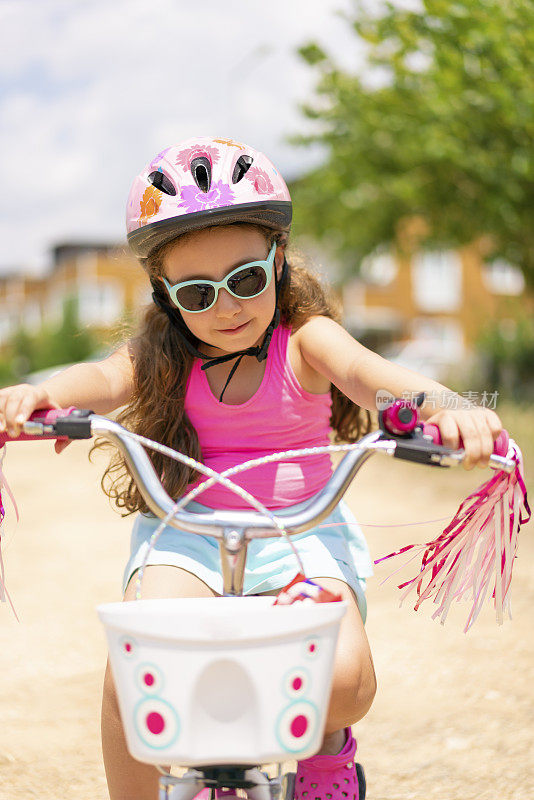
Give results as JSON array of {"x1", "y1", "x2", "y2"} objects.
[{"x1": 293, "y1": 728, "x2": 365, "y2": 800}]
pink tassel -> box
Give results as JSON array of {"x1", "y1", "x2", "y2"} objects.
[
  {"x1": 0, "y1": 448, "x2": 20, "y2": 620},
  {"x1": 375, "y1": 441, "x2": 530, "y2": 632}
]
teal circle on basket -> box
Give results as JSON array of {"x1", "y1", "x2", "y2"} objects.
[
  {"x1": 275, "y1": 699, "x2": 319, "y2": 754},
  {"x1": 303, "y1": 636, "x2": 321, "y2": 659},
  {"x1": 283, "y1": 666, "x2": 311, "y2": 699},
  {"x1": 135, "y1": 662, "x2": 164, "y2": 695},
  {"x1": 133, "y1": 696, "x2": 180, "y2": 750},
  {"x1": 119, "y1": 635, "x2": 138, "y2": 659}
]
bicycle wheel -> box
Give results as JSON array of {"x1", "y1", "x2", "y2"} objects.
[
  {"x1": 282, "y1": 772, "x2": 295, "y2": 800},
  {"x1": 355, "y1": 763, "x2": 366, "y2": 799}
]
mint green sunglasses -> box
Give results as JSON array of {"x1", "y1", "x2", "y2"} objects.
[{"x1": 162, "y1": 242, "x2": 276, "y2": 313}]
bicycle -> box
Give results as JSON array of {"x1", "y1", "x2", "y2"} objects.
[{"x1": 1, "y1": 400, "x2": 517, "y2": 800}]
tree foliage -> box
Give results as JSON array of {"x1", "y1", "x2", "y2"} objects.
[
  {"x1": 292, "y1": 0, "x2": 534, "y2": 282},
  {"x1": 476, "y1": 314, "x2": 534, "y2": 399},
  {"x1": 0, "y1": 297, "x2": 96, "y2": 387}
]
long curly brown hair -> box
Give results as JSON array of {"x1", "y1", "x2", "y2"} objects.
[{"x1": 93, "y1": 223, "x2": 371, "y2": 515}]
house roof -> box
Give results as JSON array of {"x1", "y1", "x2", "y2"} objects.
[{"x1": 51, "y1": 241, "x2": 122, "y2": 269}]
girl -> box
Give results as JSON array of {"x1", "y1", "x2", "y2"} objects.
[{"x1": 0, "y1": 137, "x2": 502, "y2": 800}]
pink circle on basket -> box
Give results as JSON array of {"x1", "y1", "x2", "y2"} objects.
[
  {"x1": 309, "y1": 643, "x2": 316, "y2": 653},
  {"x1": 292, "y1": 676, "x2": 303, "y2": 691},
  {"x1": 146, "y1": 711, "x2": 165, "y2": 735},
  {"x1": 290, "y1": 715, "x2": 308, "y2": 738},
  {"x1": 125, "y1": 642, "x2": 132, "y2": 653},
  {"x1": 144, "y1": 672, "x2": 155, "y2": 687}
]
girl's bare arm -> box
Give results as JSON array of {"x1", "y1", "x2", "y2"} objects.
[
  {"x1": 0, "y1": 343, "x2": 135, "y2": 437},
  {"x1": 297, "y1": 316, "x2": 502, "y2": 468},
  {"x1": 298, "y1": 317, "x2": 452, "y2": 413}
]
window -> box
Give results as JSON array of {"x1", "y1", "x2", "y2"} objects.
[
  {"x1": 78, "y1": 283, "x2": 124, "y2": 326},
  {"x1": 360, "y1": 250, "x2": 398, "y2": 286},
  {"x1": 482, "y1": 260, "x2": 525, "y2": 296},
  {"x1": 412, "y1": 250, "x2": 462, "y2": 312}
]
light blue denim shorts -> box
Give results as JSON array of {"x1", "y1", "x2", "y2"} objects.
[{"x1": 123, "y1": 499, "x2": 374, "y2": 623}]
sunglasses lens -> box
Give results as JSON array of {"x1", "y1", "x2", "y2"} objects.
[
  {"x1": 175, "y1": 283, "x2": 216, "y2": 312},
  {"x1": 227, "y1": 266, "x2": 267, "y2": 298}
]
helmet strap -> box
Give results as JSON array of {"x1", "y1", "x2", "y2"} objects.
[{"x1": 150, "y1": 255, "x2": 289, "y2": 402}]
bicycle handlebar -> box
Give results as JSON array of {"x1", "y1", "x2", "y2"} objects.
[
  {"x1": 0, "y1": 405, "x2": 517, "y2": 541},
  {"x1": 0, "y1": 407, "x2": 89, "y2": 443}
]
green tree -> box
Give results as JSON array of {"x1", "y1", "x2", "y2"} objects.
[
  {"x1": 39, "y1": 296, "x2": 95, "y2": 367},
  {"x1": 476, "y1": 314, "x2": 534, "y2": 399},
  {"x1": 293, "y1": 0, "x2": 534, "y2": 281},
  {"x1": 0, "y1": 296, "x2": 96, "y2": 387}
]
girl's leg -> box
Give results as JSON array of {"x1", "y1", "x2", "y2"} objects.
[
  {"x1": 101, "y1": 565, "x2": 218, "y2": 800},
  {"x1": 312, "y1": 577, "x2": 376, "y2": 753},
  {"x1": 260, "y1": 577, "x2": 374, "y2": 799},
  {"x1": 258, "y1": 577, "x2": 376, "y2": 754}
]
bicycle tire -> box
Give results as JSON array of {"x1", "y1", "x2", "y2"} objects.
[
  {"x1": 355, "y1": 762, "x2": 366, "y2": 799},
  {"x1": 282, "y1": 772, "x2": 295, "y2": 800}
]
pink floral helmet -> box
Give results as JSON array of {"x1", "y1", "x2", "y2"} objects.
[{"x1": 126, "y1": 136, "x2": 292, "y2": 258}]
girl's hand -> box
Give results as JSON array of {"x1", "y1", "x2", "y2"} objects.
[
  {"x1": 0, "y1": 383, "x2": 69, "y2": 454},
  {"x1": 424, "y1": 406, "x2": 503, "y2": 470}
]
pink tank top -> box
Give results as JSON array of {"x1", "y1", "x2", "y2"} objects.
[{"x1": 184, "y1": 325, "x2": 333, "y2": 509}]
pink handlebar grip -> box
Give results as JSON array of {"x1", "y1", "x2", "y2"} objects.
[
  {"x1": 381, "y1": 401, "x2": 418, "y2": 435},
  {"x1": 0, "y1": 407, "x2": 76, "y2": 447},
  {"x1": 422, "y1": 423, "x2": 510, "y2": 458}
]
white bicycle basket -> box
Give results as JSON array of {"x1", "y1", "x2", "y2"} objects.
[{"x1": 98, "y1": 596, "x2": 347, "y2": 766}]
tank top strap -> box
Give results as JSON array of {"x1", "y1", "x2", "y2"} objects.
[{"x1": 270, "y1": 323, "x2": 291, "y2": 381}]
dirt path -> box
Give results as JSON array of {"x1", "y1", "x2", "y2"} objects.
[{"x1": 0, "y1": 427, "x2": 532, "y2": 799}]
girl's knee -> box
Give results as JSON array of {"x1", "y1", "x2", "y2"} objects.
[
  {"x1": 356, "y1": 655, "x2": 378, "y2": 715},
  {"x1": 318, "y1": 578, "x2": 377, "y2": 726},
  {"x1": 330, "y1": 654, "x2": 377, "y2": 727}
]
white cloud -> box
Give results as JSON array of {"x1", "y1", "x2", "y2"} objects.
[{"x1": 0, "y1": 0, "x2": 362, "y2": 273}]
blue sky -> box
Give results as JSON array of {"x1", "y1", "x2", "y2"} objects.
[{"x1": 0, "y1": 0, "x2": 368, "y2": 275}]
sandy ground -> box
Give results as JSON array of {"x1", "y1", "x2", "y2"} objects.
[{"x1": 0, "y1": 416, "x2": 532, "y2": 800}]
